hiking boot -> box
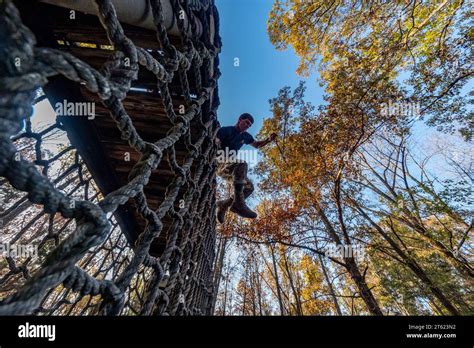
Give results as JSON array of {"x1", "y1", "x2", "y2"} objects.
[
  {"x1": 216, "y1": 197, "x2": 233, "y2": 224},
  {"x1": 230, "y1": 183, "x2": 257, "y2": 219}
]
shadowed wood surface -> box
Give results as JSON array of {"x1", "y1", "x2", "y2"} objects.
[{"x1": 19, "y1": 1, "x2": 208, "y2": 257}]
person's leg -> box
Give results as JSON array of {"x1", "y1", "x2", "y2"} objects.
[
  {"x1": 216, "y1": 162, "x2": 236, "y2": 223},
  {"x1": 216, "y1": 161, "x2": 234, "y2": 182},
  {"x1": 229, "y1": 162, "x2": 257, "y2": 219},
  {"x1": 216, "y1": 162, "x2": 257, "y2": 222},
  {"x1": 243, "y1": 177, "x2": 254, "y2": 199}
]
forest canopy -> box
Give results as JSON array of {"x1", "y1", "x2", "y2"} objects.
[{"x1": 213, "y1": 0, "x2": 473, "y2": 316}]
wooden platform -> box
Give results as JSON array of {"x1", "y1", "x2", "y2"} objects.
[{"x1": 17, "y1": 1, "x2": 212, "y2": 257}]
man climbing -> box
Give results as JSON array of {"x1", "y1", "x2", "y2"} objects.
[{"x1": 215, "y1": 113, "x2": 277, "y2": 223}]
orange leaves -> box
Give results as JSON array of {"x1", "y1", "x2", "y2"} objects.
[{"x1": 231, "y1": 197, "x2": 300, "y2": 242}]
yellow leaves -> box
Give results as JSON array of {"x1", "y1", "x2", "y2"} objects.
[
  {"x1": 260, "y1": 85, "x2": 364, "y2": 196},
  {"x1": 232, "y1": 196, "x2": 300, "y2": 242},
  {"x1": 267, "y1": 0, "x2": 469, "y2": 97},
  {"x1": 298, "y1": 255, "x2": 334, "y2": 315}
]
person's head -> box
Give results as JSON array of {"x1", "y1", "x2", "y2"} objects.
[{"x1": 236, "y1": 113, "x2": 254, "y2": 132}]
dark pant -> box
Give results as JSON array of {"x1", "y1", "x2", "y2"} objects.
[{"x1": 216, "y1": 161, "x2": 254, "y2": 199}]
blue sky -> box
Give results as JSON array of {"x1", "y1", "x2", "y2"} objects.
[
  {"x1": 214, "y1": 0, "x2": 472, "y2": 198},
  {"x1": 31, "y1": 0, "x2": 471, "y2": 206},
  {"x1": 215, "y1": 0, "x2": 323, "y2": 136}
]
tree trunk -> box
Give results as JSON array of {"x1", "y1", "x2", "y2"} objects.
[
  {"x1": 313, "y1": 199, "x2": 383, "y2": 315},
  {"x1": 352, "y1": 199, "x2": 460, "y2": 315},
  {"x1": 211, "y1": 236, "x2": 227, "y2": 314},
  {"x1": 222, "y1": 274, "x2": 228, "y2": 315},
  {"x1": 282, "y1": 249, "x2": 303, "y2": 315},
  {"x1": 318, "y1": 254, "x2": 342, "y2": 315},
  {"x1": 269, "y1": 243, "x2": 285, "y2": 315},
  {"x1": 254, "y1": 257, "x2": 263, "y2": 316}
]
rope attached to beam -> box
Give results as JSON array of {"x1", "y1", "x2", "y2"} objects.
[{"x1": 0, "y1": 0, "x2": 221, "y2": 315}]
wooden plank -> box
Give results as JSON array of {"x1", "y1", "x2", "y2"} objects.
[{"x1": 15, "y1": 0, "x2": 205, "y2": 258}]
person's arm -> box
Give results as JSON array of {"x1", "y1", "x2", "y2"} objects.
[{"x1": 250, "y1": 133, "x2": 277, "y2": 149}]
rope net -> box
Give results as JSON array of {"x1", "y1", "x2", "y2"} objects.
[{"x1": 0, "y1": 0, "x2": 221, "y2": 315}]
